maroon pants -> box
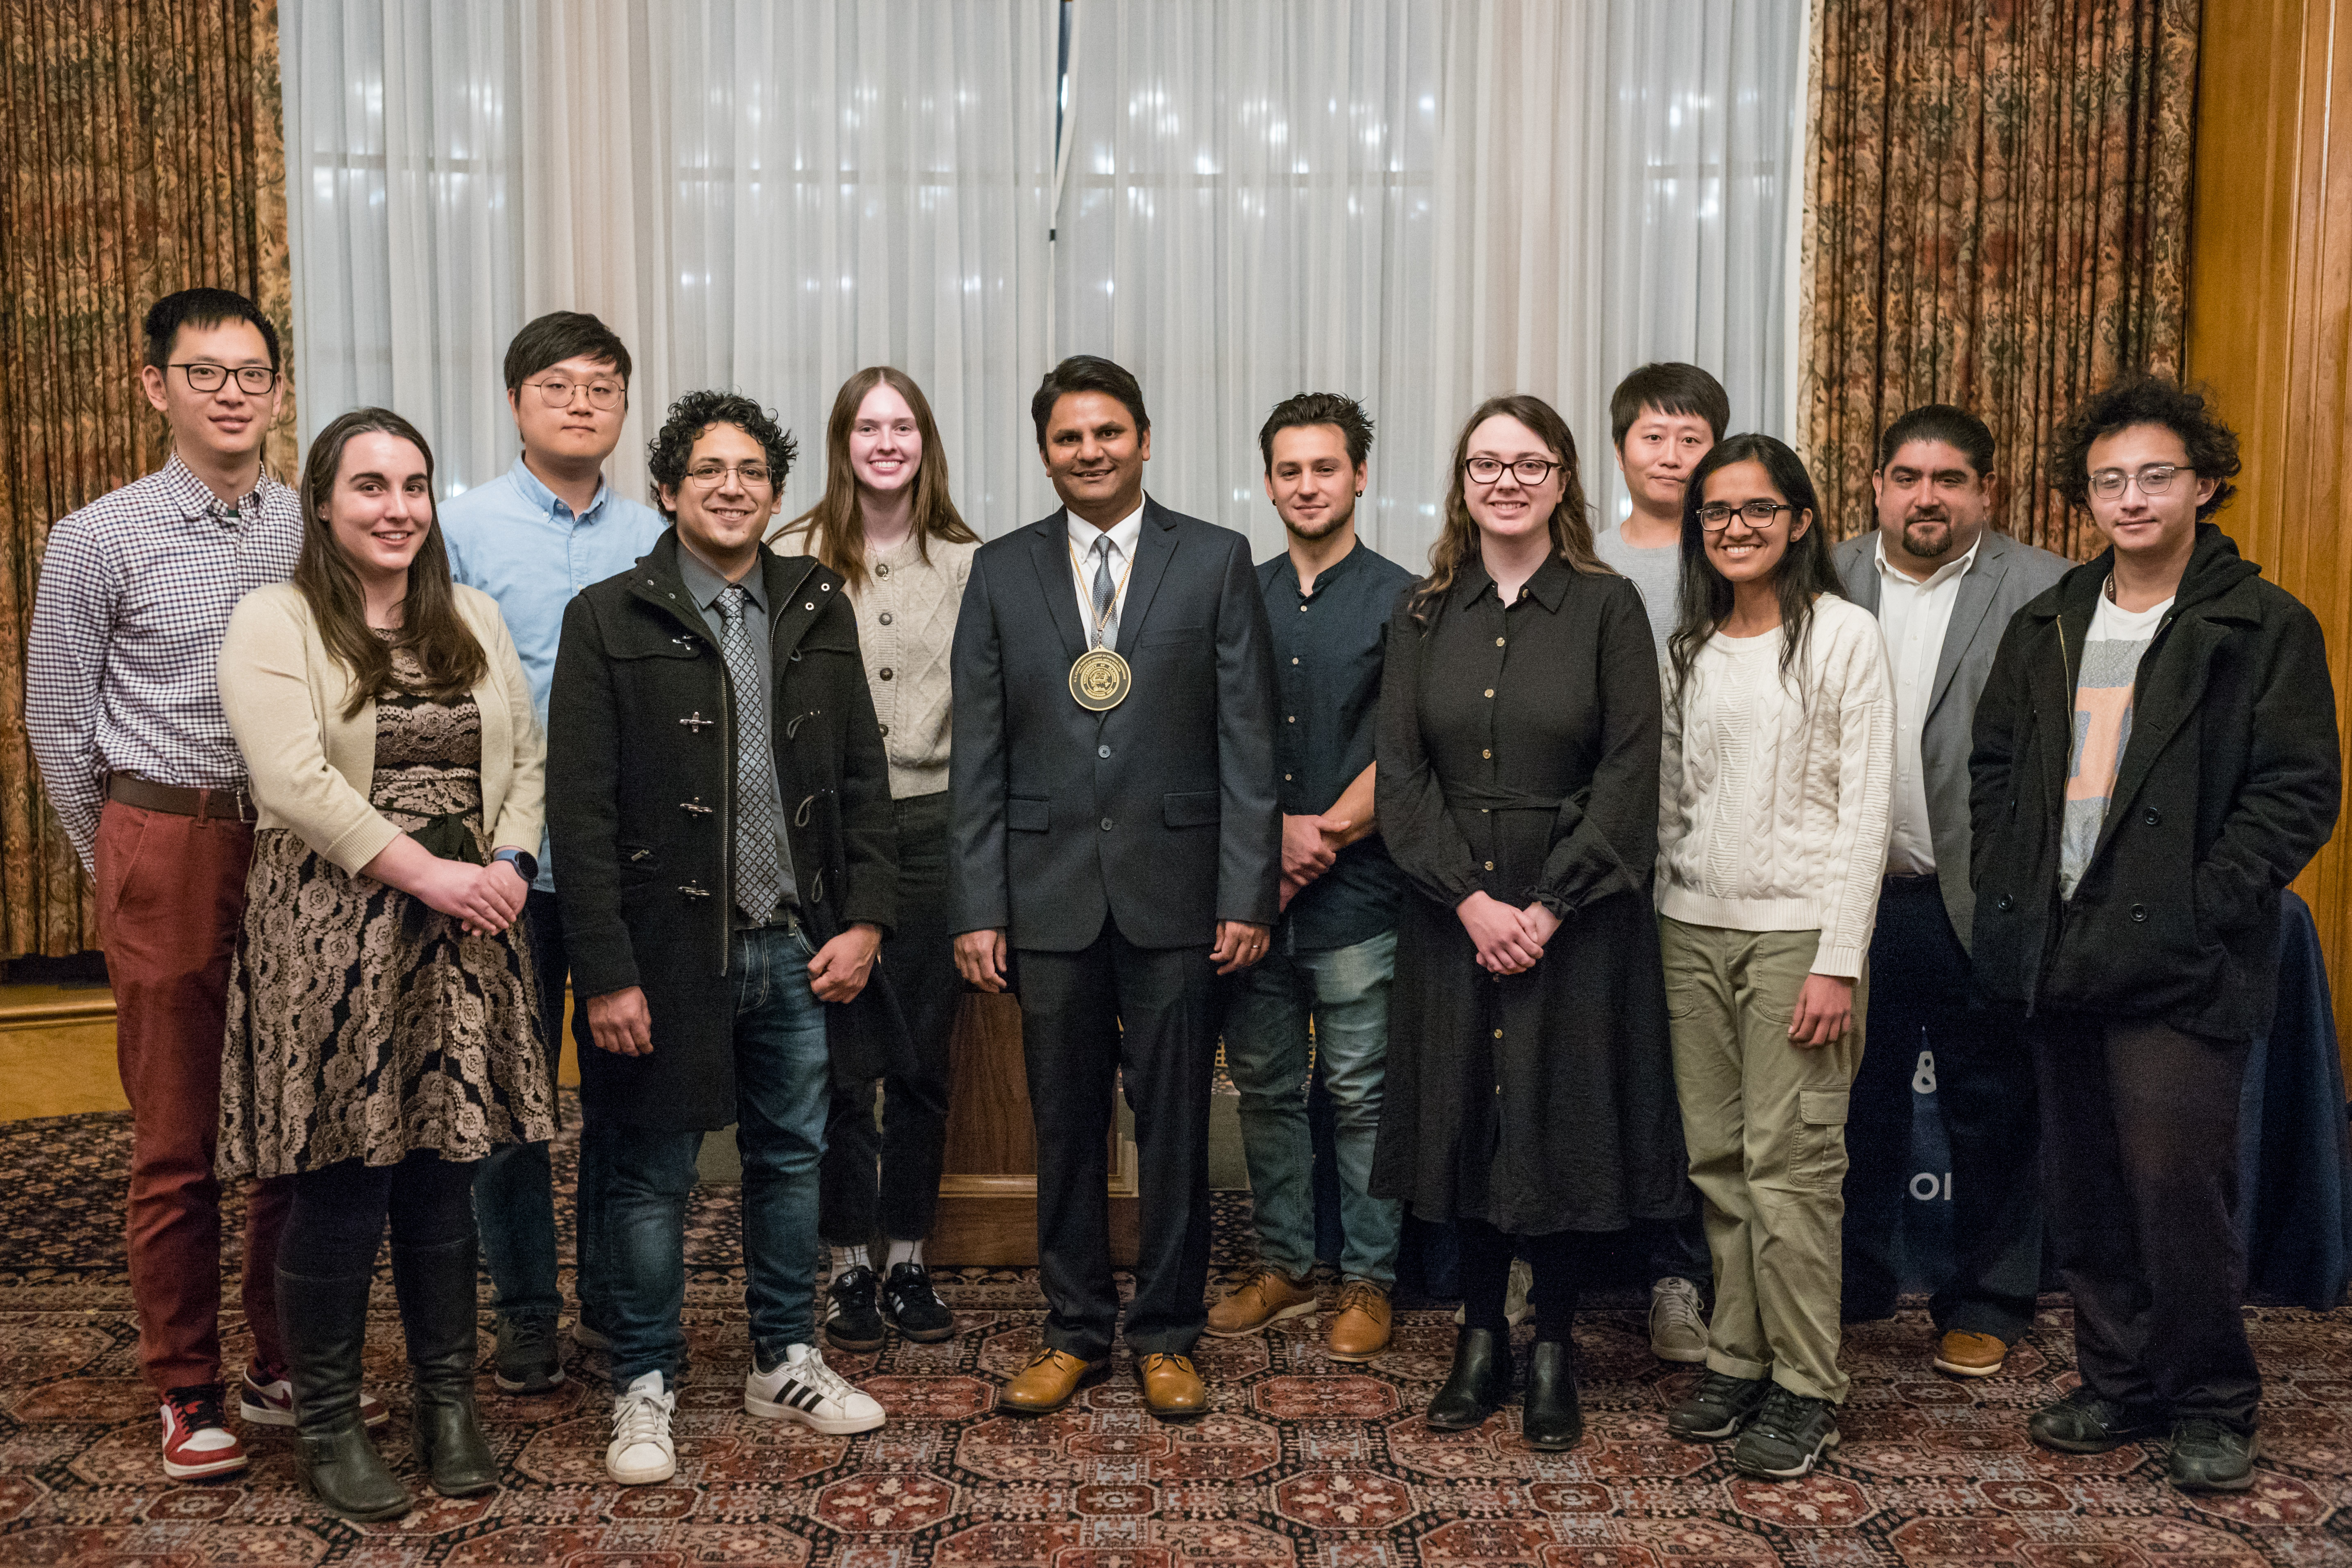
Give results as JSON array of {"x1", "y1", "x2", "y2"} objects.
[{"x1": 95, "y1": 801, "x2": 290, "y2": 1395}]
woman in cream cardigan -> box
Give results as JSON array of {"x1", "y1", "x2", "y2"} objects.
[{"x1": 217, "y1": 408, "x2": 554, "y2": 1522}]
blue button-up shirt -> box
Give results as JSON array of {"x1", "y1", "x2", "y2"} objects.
[{"x1": 441, "y1": 457, "x2": 667, "y2": 890}]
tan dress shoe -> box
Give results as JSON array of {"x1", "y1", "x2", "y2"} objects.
[
  {"x1": 1000, "y1": 1348, "x2": 1107, "y2": 1414},
  {"x1": 1933, "y1": 1330, "x2": 2008, "y2": 1378},
  {"x1": 1206, "y1": 1269, "x2": 1318, "y2": 1337},
  {"x1": 1326, "y1": 1278, "x2": 1393, "y2": 1362},
  {"x1": 1138, "y1": 1352, "x2": 1208, "y2": 1417}
]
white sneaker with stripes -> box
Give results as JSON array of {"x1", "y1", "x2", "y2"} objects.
[{"x1": 744, "y1": 1343, "x2": 886, "y2": 1434}]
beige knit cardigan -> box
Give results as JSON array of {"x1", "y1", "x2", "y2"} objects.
[{"x1": 216, "y1": 581, "x2": 545, "y2": 874}]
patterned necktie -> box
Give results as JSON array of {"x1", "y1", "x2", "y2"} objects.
[
  {"x1": 716, "y1": 585, "x2": 785, "y2": 921},
  {"x1": 1092, "y1": 534, "x2": 1118, "y2": 650}
]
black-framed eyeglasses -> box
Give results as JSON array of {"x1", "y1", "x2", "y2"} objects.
[
  {"x1": 1698, "y1": 499, "x2": 1798, "y2": 531},
  {"x1": 524, "y1": 376, "x2": 627, "y2": 411},
  {"x1": 1465, "y1": 456, "x2": 1563, "y2": 486},
  {"x1": 172, "y1": 363, "x2": 278, "y2": 395},
  {"x1": 2086, "y1": 463, "x2": 2193, "y2": 500},
  {"x1": 684, "y1": 461, "x2": 774, "y2": 490}
]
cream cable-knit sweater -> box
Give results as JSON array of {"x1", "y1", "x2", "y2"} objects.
[
  {"x1": 1655, "y1": 595, "x2": 1896, "y2": 978},
  {"x1": 773, "y1": 520, "x2": 974, "y2": 800}
]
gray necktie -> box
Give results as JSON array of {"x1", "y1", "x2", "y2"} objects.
[
  {"x1": 716, "y1": 585, "x2": 784, "y2": 921},
  {"x1": 1092, "y1": 534, "x2": 1118, "y2": 650}
]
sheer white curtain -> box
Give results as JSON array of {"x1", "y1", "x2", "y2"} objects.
[
  {"x1": 1052, "y1": 1, "x2": 1445, "y2": 560},
  {"x1": 282, "y1": 2, "x2": 528, "y2": 495},
  {"x1": 1430, "y1": 0, "x2": 1807, "y2": 535},
  {"x1": 283, "y1": 1, "x2": 1057, "y2": 524},
  {"x1": 1056, "y1": 0, "x2": 1806, "y2": 568}
]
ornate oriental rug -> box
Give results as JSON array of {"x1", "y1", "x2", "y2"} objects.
[{"x1": 0, "y1": 1102, "x2": 2344, "y2": 1566}]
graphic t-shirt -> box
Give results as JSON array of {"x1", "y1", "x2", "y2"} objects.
[{"x1": 2059, "y1": 588, "x2": 2173, "y2": 899}]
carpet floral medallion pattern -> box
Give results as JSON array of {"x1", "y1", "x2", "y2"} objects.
[{"x1": 0, "y1": 1105, "x2": 2346, "y2": 1565}]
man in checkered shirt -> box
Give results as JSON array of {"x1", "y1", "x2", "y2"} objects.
[{"x1": 24, "y1": 288, "x2": 347, "y2": 1482}]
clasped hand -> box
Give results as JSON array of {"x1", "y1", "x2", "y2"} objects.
[
  {"x1": 1278, "y1": 812, "x2": 1353, "y2": 912},
  {"x1": 416, "y1": 853, "x2": 529, "y2": 937},
  {"x1": 1455, "y1": 889, "x2": 1560, "y2": 975}
]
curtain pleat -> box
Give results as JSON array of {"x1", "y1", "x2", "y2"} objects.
[
  {"x1": 1800, "y1": 0, "x2": 2200, "y2": 558},
  {"x1": 0, "y1": 0, "x2": 296, "y2": 958}
]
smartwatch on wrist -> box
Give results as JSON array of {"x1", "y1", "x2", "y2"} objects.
[{"x1": 491, "y1": 847, "x2": 538, "y2": 883}]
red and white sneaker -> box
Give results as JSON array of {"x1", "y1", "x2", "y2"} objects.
[
  {"x1": 161, "y1": 1386, "x2": 248, "y2": 1481},
  {"x1": 238, "y1": 1362, "x2": 389, "y2": 1430}
]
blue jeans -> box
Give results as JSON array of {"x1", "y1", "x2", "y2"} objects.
[
  {"x1": 474, "y1": 889, "x2": 615, "y2": 1325},
  {"x1": 605, "y1": 924, "x2": 832, "y2": 1388},
  {"x1": 1222, "y1": 929, "x2": 1403, "y2": 1288}
]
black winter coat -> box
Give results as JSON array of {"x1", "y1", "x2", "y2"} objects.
[
  {"x1": 1968, "y1": 524, "x2": 2340, "y2": 1040},
  {"x1": 547, "y1": 531, "x2": 903, "y2": 1130}
]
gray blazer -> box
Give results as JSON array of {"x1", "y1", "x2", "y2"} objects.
[{"x1": 1835, "y1": 528, "x2": 2070, "y2": 949}]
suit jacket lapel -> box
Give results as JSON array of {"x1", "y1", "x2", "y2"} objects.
[
  {"x1": 1925, "y1": 537, "x2": 2007, "y2": 724},
  {"x1": 1839, "y1": 539, "x2": 1882, "y2": 614},
  {"x1": 1113, "y1": 499, "x2": 1179, "y2": 658},
  {"x1": 1027, "y1": 513, "x2": 1090, "y2": 663}
]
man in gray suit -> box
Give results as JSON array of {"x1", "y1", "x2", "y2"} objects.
[
  {"x1": 1833, "y1": 405, "x2": 2070, "y2": 1377},
  {"x1": 951, "y1": 355, "x2": 1280, "y2": 1420}
]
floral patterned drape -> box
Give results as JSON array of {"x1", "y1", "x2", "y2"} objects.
[
  {"x1": 1800, "y1": 0, "x2": 2201, "y2": 559},
  {"x1": 0, "y1": 1, "x2": 295, "y2": 958}
]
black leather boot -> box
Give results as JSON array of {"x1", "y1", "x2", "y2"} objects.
[
  {"x1": 1521, "y1": 1339, "x2": 1584, "y2": 1450},
  {"x1": 392, "y1": 1236, "x2": 499, "y2": 1498},
  {"x1": 282, "y1": 1266, "x2": 410, "y2": 1521},
  {"x1": 1427, "y1": 1327, "x2": 1512, "y2": 1430}
]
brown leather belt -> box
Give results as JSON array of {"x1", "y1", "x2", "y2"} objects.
[{"x1": 107, "y1": 774, "x2": 257, "y2": 824}]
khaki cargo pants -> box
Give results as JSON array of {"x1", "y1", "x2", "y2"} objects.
[{"x1": 1661, "y1": 917, "x2": 1867, "y2": 1405}]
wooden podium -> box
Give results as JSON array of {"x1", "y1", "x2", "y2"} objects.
[{"x1": 926, "y1": 991, "x2": 1140, "y2": 1266}]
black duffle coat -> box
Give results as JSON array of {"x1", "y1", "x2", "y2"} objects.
[
  {"x1": 1968, "y1": 523, "x2": 2341, "y2": 1042},
  {"x1": 547, "y1": 529, "x2": 904, "y2": 1131},
  {"x1": 1369, "y1": 555, "x2": 1691, "y2": 1236}
]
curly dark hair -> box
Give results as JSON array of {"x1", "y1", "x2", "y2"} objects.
[
  {"x1": 647, "y1": 390, "x2": 798, "y2": 521},
  {"x1": 1259, "y1": 391, "x2": 1374, "y2": 470},
  {"x1": 2048, "y1": 376, "x2": 2241, "y2": 520}
]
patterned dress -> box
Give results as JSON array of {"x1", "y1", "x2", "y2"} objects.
[{"x1": 218, "y1": 646, "x2": 554, "y2": 1178}]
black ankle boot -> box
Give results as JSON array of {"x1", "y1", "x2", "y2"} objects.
[
  {"x1": 282, "y1": 1267, "x2": 410, "y2": 1521},
  {"x1": 1427, "y1": 1327, "x2": 1512, "y2": 1430},
  {"x1": 392, "y1": 1237, "x2": 498, "y2": 1498},
  {"x1": 1521, "y1": 1339, "x2": 1583, "y2": 1450}
]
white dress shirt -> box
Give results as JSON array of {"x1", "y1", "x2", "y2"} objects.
[
  {"x1": 1067, "y1": 499, "x2": 1146, "y2": 648},
  {"x1": 1873, "y1": 530, "x2": 1982, "y2": 875}
]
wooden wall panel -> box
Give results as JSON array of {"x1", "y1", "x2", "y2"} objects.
[{"x1": 2185, "y1": 0, "x2": 2352, "y2": 1070}]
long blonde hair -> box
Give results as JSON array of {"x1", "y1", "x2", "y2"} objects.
[
  {"x1": 779, "y1": 367, "x2": 976, "y2": 590},
  {"x1": 1410, "y1": 393, "x2": 1606, "y2": 622}
]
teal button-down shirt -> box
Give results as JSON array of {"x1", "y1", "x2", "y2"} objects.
[{"x1": 441, "y1": 456, "x2": 667, "y2": 890}]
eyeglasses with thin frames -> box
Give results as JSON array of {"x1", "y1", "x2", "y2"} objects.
[
  {"x1": 171, "y1": 363, "x2": 279, "y2": 396},
  {"x1": 2086, "y1": 463, "x2": 2194, "y2": 501},
  {"x1": 683, "y1": 462, "x2": 773, "y2": 490},
  {"x1": 524, "y1": 376, "x2": 626, "y2": 411},
  {"x1": 1698, "y1": 499, "x2": 1799, "y2": 531},
  {"x1": 1465, "y1": 456, "x2": 1563, "y2": 486}
]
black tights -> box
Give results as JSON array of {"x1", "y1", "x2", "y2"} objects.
[
  {"x1": 1458, "y1": 1219, "x2": 1584, "y2": 1343},
  {"x1": 283, "y1": 1152, "x2": 478, "y2": 1276}
]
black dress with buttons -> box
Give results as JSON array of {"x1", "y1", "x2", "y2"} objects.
[{"x1": 1368, "y1": 555, "x2": 1689, "y2": 1235}]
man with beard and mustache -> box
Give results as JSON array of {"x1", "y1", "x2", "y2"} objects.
[
  {"x1": 1831, "y1": 405, "x2": 2068, "y2": 1376},
  {"x1": 1205, "y1": 394, "x2": 1416, "y2": 1363}
]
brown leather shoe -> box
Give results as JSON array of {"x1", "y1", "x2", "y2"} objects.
[
  {"x1": 1325, "y1": 1278, "x2": 1392, "y2": 1362},
  {"x1": 1137, "y1": 1353, "x2": 1208, "y2": 1418},
  {"x1": 1205, "y1": 1269, "x2": 1318, "y2": 1337},
  {"x1": 999, "y1": 1348, "x2": 1108, "y2": 1414},
  {"x1": 1933, "y1": 1330, "x2": 2008, "y2": 1379}
]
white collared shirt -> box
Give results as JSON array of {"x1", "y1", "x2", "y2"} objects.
[
  {"x1": 1873, "y1": 531, "x2": 1982, "y2": 875},
  {"x1": 1067, "y1": 499, "x2": 1146, "y2": 647}
]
